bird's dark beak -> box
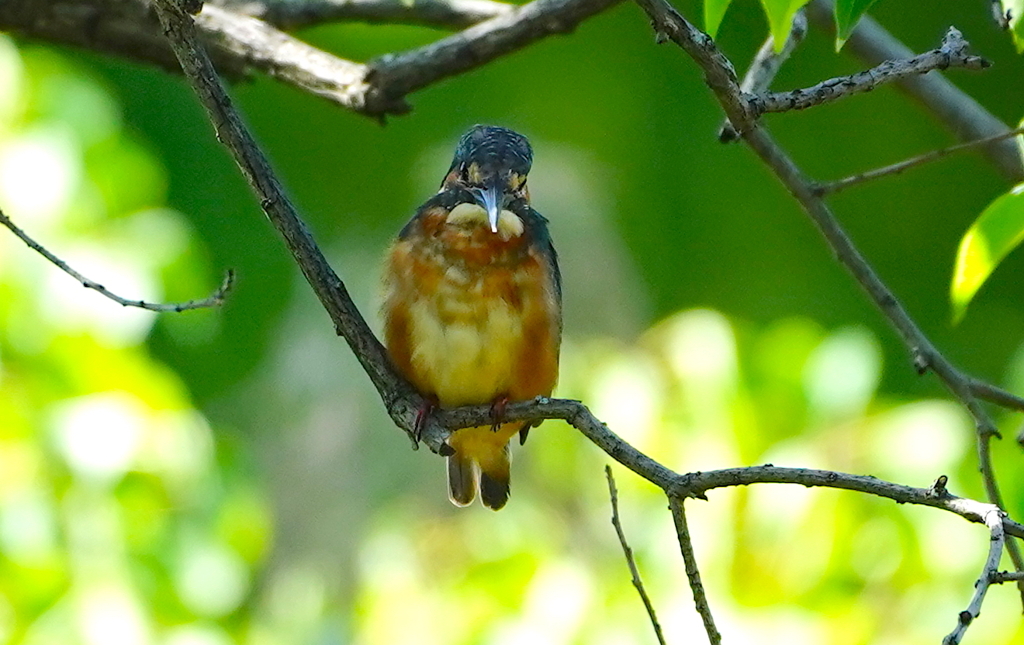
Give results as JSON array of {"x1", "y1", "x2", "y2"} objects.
[{"x1": 472, "y1": 178, "x2": 503, "y2": 234}]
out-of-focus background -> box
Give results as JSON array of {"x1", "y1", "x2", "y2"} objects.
[{"x1": 1, "y1": 0, "x2": 1024, "y2": 642}]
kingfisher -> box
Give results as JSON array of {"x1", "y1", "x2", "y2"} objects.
[{"x1": 382, "y1": 125, "x2": 562, "y2": 510}]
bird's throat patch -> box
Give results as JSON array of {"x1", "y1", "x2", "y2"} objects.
[{"x1": 446, "y1": 203, "x2": 524, "y2": 241}]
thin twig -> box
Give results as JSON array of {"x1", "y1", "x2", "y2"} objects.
[
  {"x1": 805, "y1": 0, "x2": 1024, "y2": 182},
  {"x1": 943, "y1": 508, "x2": 1005, "y2": 645},
  {"x1": 605, "y1": 466, "x2": 667, "y2": 645},
  {"x1": 815, "y1": 125, "x2": 1024, "y2": 195},
  {"x1": 668, "y1": 495, "x2": 721, "y2": 645},
  {"x1": 217, "y1": 0, "x2": 514, "y2": 30},
  {"x1": 0, "y1": 207, "x2": 233, "y2": 312},
  {"x1": 719, "y1": 9, "x2": 807, "y2": 142},
  {"x1": 750, "y1": 27, "x2": 990, "y2": 117}
]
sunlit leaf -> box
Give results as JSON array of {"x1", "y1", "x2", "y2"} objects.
[
  {"x1": 704, "y1": 0, "x2": 733, "y2": 38},
  {"x1": 834, "y1": 0, "x2": 881, "y2": 50},
  {"x1": 759, "y1": 0, "x2": 810, "y2": 52},
  {"x1": 951, "y1": 183, "x2": 1024, "y2": 322}
]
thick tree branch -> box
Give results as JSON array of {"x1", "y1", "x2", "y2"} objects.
[
  {"x1": 0, "y1": 206, "x2": 233, "y2": 312},
  {"x1": 363, "y1": 0, "x2": 624, "y2": 112},
  {"x1": 806, "y1": 0, "x2": 1024, "y2": 183},
  {"x1": 1, "y1": 0, "x2": 622, "y2": 117},
  {"x1": 218, "y1": 0, "x2": 514, "y2": 30}
]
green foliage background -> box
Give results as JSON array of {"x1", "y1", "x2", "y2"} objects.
[{"x1": 2, "y1": 0, "x2": 1024, "y2": 642}]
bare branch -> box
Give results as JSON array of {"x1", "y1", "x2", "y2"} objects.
[
  {"x1": 815, "y1": 126, "x2": 1024, "y2": 195},
  {"x1": 968, "y1": 378, "x2": 1024, "y2": 413},
  {"x1": 805, "y1": 0, "x2": 1024, "y2": 183},
  {"x1": 633, "y1": 0, "x2": 755, "y2": 132},
  {"x1": 1, "y1": 0, "x2": 622, "y2": 118},
  {"x1": 750, "y1": 27, "x2": 990, "y2": 116},
  {"x1": 993, "y1": 571, "x2": 1024, "y2": 583},
  {"x1": 669, "y1": 496, "x2": 721, "y2": 645},
  {"x1": 363, "y1": 0, "x2": 624, "y2": 114},
  {"x1": 217, "y1": 0, "x2": 514, "y2": 30},
  {"x1": 151, "y1": 0, "x2": 1024, "y2": 628},
  {"x1": 632, "y1": 0, "x2": 1024, "y2": 603},
  {"x1": 606, "y1": 467, "x2": 667, "y2": 645},
  {"x1": 719, "y1": 9, "x2": 807, "y2": 142},
  {"x1": 0, "y1": 206, "x2": 233, "y2": 312},
  {"x1": 943, "y1": 508, "x2": 1005, "y2": 645},
  {"x1": 150, "y1": 0, "x2": 429, "y2": 443}
]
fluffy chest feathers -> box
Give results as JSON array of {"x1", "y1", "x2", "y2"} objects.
[{"x1": 383, "y1": 211, "x2": 558, "y2": 408}]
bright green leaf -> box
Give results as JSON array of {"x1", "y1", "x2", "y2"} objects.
[
  {"x1": 834, "y1": 0, "x2": 882, "y2": 50},
  {"x1": 951, "y1": 183, "x2": 1024, "y2": 322},
  {"x1": 704, "y1": 0, "x2": 733, "y2": 39},
  {"x1": 760, "y1": 0, "x2": 811, "y2": 52}
]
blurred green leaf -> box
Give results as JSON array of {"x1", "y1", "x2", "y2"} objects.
[
  {"x1": 1002, "y1": 0, "x2": 1024, "y2": 53},
  {"x1": 951, "y1": 183, "x2": 1024, "y2": 322},
  {"x1": 759, "y1": 0, "x2": 809, "y2": 51},
  {"x1": 704, "y1": 0, "x2": 733, "y2": 38},
  {"x1": 834, "y1": 0, "x2": 881, "y2": 50}
]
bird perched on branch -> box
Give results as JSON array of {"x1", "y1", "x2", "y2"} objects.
[{"x1": 382, "y1": 125, "x2": 561, "y2": 510}]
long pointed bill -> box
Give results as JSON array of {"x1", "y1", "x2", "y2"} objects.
[{"x1": 473, "y1": 183, "x2": 503, "y2": 233}]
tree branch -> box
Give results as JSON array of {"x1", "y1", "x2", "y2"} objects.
[
  {"x1": 1, "y1": 0, "x2": 623, "y2": 118},
  {"x1": 805, "y1": 0, "x2": 1024, "y2": 183},
  {"x1": 217, "y1": 0, "x2": 514, "y2": 30},
  {"x1": 606, "y1": 467, "x2": 667, "y2": 645},
  {"x1": 633, "y1": 0, "x2": 1024, "y2": 603},
  {"x1": 669, "y1": 495, "x2": 721, "y2": 645},
  {"x1": 0, "y1": 206, "x2": 233, "y2": 312},
  {"x1": 749, "y1": 27, "x2": 990, "y2": 116},
  {"x1": 150, "y1": 0, "x2": 1024, "y2": 632},
  {"x1": 719, "y1": 8, "x2": 807, "y2": 142},
  {"x1": 943, "y1": 508, "x2": 1005, "y2": 645},
  {"x1": 815, "y1": 125, "x2": 1024, "y2": 195}
]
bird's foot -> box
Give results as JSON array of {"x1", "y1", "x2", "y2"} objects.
[
  {"x1": 414, "y1": 396, "x2": 438, "y2": 443},
  {"x1": 490, "y1": 395, "x2": 509, "y2": 432}
]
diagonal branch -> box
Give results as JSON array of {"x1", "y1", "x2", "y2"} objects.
[
  {"x1": 669, "y1": 495, "x2": 721, "y2": 645},
  {"x1": 363, "y1": 0, "x2": 624, "y2": 113},
  {"x1": 606, "y1": 467, "x2": 668, "y2": 645},
  {"x1": 943, "y1": 508, "x2": 1005, "y2": 645},
  {"x1": 0, "y1": 206, "x2": 233, "y2": 313},
  {"x1": 633, "y1": 0, "x2": 1024, "y2": 602},
  {"x1": 815, "y1": 125, "x2": 1024, "y2": 195}
]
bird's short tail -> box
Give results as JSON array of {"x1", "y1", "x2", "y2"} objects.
[{"x1": 446, "y1": 430, "x2": 512, "y2": 510}]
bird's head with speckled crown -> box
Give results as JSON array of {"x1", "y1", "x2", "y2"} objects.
[{"x1": 382, "y1": 125, "x2": 562, "y2": 510}]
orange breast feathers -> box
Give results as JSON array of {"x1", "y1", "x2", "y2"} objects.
[{"x1": 381, "y1": 206, "x2": 560, "y2": 409}]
